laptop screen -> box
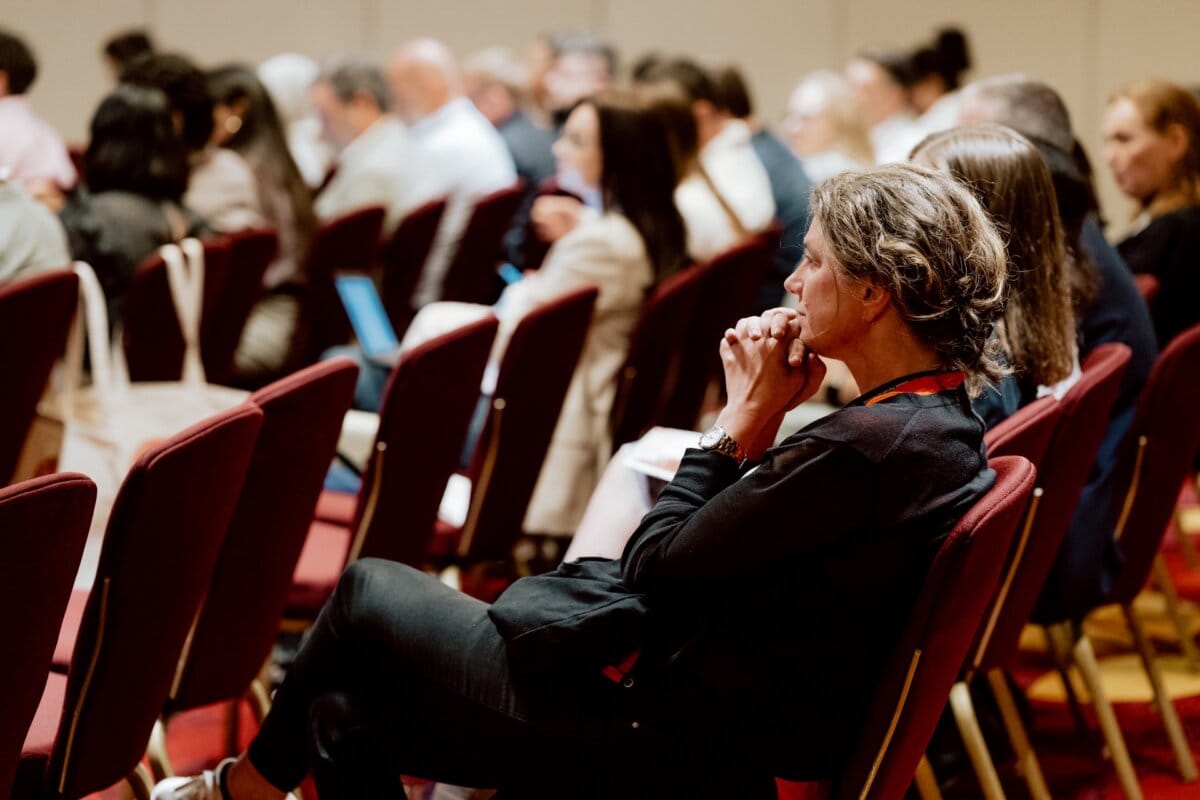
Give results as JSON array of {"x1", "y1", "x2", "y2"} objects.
[{"x1": 335, "y1": 275, "x2": 400, "y2": 358}]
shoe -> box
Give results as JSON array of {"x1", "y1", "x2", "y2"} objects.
[{"x1": 151, "y1": 758, "x2": 234, "y2": 800}]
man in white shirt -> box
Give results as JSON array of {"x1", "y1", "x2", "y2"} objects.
[
  {"x1": 311, "y1": 57, "x2": 419, "y2": 232},
  {"x1": 0, "y1": 30, "x2": 76, "y2": 209},
  {"x1": 388, "y1": 39, "x2": 517, "y2": 307}
]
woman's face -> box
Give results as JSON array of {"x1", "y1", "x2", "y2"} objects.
[
  {"x1": 553, "y1": 102, "x2": 603, "y2": 190},
  {"x1": 785, "y1": 84, "x2": 836, "y2": 157},
  {"x1": 783, "y1": 217, "x2": 867, "y2": 357},
  {"x1": 1103, "y1": 97, "x2": 1186, "y2": 203}
]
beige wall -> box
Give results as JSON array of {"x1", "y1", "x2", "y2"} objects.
[{"x1": 7, "y1": 0, "x2": 1200, "y2": 229}]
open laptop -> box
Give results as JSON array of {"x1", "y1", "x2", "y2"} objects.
[{"x1": 335, "y1": 274, "x2": 401, "y2": 364}]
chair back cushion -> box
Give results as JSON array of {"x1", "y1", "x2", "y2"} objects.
[
  {"x1": 48, "y1": 404, "x2": 262, "y2": 798},
  {"x1": 838, "y1": 456, "x2": 1034, "y2": 800},
  {"x1": 168, "y1": 360, "x2": 357, "y2": 712},
  {"x1": 440, "y1": 183, "x2": 524, "y2": 306},
  {"x1": 0, "y1": 474, "x2": 94, "y2": 798},
  {"x1": 0, "y1": 270, "x2": 77, "y2": 483},
  {"x1": 380, "y1": 198, "x2": 447, "y2": 337},
  {"x1": 203, "y1": 228, "x2": 276, "y2": 384}
]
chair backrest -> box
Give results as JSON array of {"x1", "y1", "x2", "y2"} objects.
[
  {"x1": 1134, "y1": 273, "x2": 1159, "y2": 308},
  {"x1": 610, "y1": 265, "x2": 707, "y2": 449},
  {"x1": 123, "y1": 239, "x2": 233, "y2": 382},
  {"x1": 46, "y1": 404, "x2": 262, "y2": 798},
  {"x1": 166, "y1": 359, "x2": 357, "y2": 714},
  {"x1": 838, "y1": 456, "x2": 1035, "y2": 800},
  {"x1": 663, "y1": 238, "x2": 773, "y2": 429},
  {"x1": 458, "y1": 286, "x2": 598, "y2": 560},
  {"x1": 440, "y1": 183, "x2": 525, "y2": 306},
  {"x1": 983, "y1": 395, "x2": 1061, "y2": 467},
  {"x1": 0, "y1": 473, "x2": 94, "y2": 798},
  {"x1": 296, "y1": 205, "x2": 386, "y2": 364},
  {"x1": 380, "y1": 197, "x2": 448, "y2": 338},
  {"x1": 352, "y1": 315, "x2": 498, "y2": 567},
  {"x1": 1108, "y1": 324, "x2": 1200, "y2": 606},
  {"x1": 0, "y1": 270, "x2": 77, "y2": 484},
  {"x1": 202, "y1": 228, "x2": 277, "y2": 384}
]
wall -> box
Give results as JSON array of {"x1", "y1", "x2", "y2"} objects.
[{"x1": 5, "y1": 0, "x2": 1200, "y2": 231}]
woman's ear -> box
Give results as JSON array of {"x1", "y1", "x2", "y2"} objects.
[
  {"x1": 1164, "y1": 122, "x2": 1190, "y2": 162},
  {"x1": 859, "y1": 281, "x2": 891, "y2": 321}
]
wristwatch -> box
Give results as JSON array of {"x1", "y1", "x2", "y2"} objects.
[{"x1": 698, "y1": 425, "x2": 748, "y2": 466}]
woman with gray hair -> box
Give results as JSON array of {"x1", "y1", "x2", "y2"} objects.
[{"x1": 154, "y1": 164, "x2": 1006, "y2": 799}]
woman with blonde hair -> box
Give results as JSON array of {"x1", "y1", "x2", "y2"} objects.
[
  {"x1": 784, "y1": 70, "x2": 873, "y2": 183},
  {"x1": 912, "y1": 124, "x2": 1078, "y2": 426},
  {"x1": 1104, "y1": 78, "x2": 1200, "y2": 345}
]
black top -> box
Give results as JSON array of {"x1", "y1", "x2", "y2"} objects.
[
  {"x1": 621, "y1": 372, "x2": 994, "y2": 778},
  {"x1": 1117, "y1": 205, "x2": 1200, "y2": 347},
  {"x1": 750, "y1": 128, "x2": 812, "y2": 310}
]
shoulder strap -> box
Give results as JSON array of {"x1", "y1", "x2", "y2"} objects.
[{"x1": 696, "y1": 161, "x2": 750, "y2": 239}]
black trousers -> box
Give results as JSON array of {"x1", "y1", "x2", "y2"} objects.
[{"x1": 247, "y1": 559, "x2": 775, "y2": 799}]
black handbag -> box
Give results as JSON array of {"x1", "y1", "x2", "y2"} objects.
[{"x1": 487, "y1": 557, "x2": 650, "y2": 674}]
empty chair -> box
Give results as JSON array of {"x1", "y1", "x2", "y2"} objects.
[
  {"x1": 439, "y1": 183, "x2": 525, "y2": 306},
  {"x1": 663, "y1": 238, "x2": 773, "y2": 430},
  {"x1": 123, "y1": 239, "x2": 233, "y2": 382},
  {"x1": 13, "y1": 404, "x2": 262, "y2": 800},
  {"x1": 610, "y1": 264, "x2": 706, "y2": 449},
  {"x1": 0, "y1": 270, "x2": 78, "y2": 484},
  {"x1": 834, "y1": 456, "x2": 1035, "y2": 800},
  {"x1": 202, "y1": 227, "x2": 277, "y2": 384},
  {"x1": 0, "y1": 474, "x2": 94, "y2": 799},
  {"x1": 288, "y1": 316, "x2": 497, "y2": 621},
  {"x1": 293, "y1": 205, "x2": 386, "y2": 366},
  {"x1": 430, "y1": 287, "x2": 597, "y2": 570},
  {"x1": 380, "y1": 197, "x2": 448, "y2": 338}
]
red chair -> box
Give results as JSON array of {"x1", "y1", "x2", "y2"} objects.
[
  {"x1": 122, "y1": 239, "x2": 232, "y2": 382},
  {"x1": 380, "y1": 197, "x2": 447, "y2": 338},
  {"x1": 0, "y1": 474, "x2": 94, "y2": 799},
  {"x1": 834, "y1": 456, "x2": 1035, "y2": 800},
  {"x1": 1133, "y1": 273, "x2": 1159, "y2": 308},
  {"x1": 431, "y1": 287, "x2": 597, "y2": 571},
  {"x1": 610, "y1": 265, "x2": 706, "y2": 449},
  {"x1": 14, "y1": 404, "x2": 263, "y2": 800},
  {"x1": 439, "y1": 183, "x2": 525, "y2": 306},
  {"x1": 289, "y1": 316, "x2": 498, "y2": 620},
  {"x1": 293, "y1": 205, "x2": 386, "y2": 365},
  {"x1": 663, "y1": 238, "x2": 773, "y2": 430},
  {"x1": 0, "y1": 270, "x2": 78, "y2": 484},
  {"x1": 202, "y1": 228, "x2": 277, "y2": 385}
]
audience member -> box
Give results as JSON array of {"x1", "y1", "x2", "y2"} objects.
[
  {"x1": 0, "y1": 173, "x2": 70, "y2": 283},
  {"x1": 912, "y1": 125, "x2": 1078, "y2": 427},
  {"x1": 908, "y1": 28, "x2": 970, "y2": 115},
  {"x1": 784, "y1": 70, "x2": 873, "y2": 183},
  {"x1": 845, "y1": 49, "x2": 924, "y2": 163},
  {"x1": 122, "y1": 52, "x2": 266, "y2": 233},
  {"x1": 1104, "y1": 78, "x2": 1200, "y2": 346},
  {"x1": 714, "y1": 65, "x2": 812, "y2": 310},
  {"x1": 0, "y1": 29, "x2": 76, "y2": 207},
  {"x1": 258, "y1": 52, "x2": 334, "y2": 188},
  {"x1": 59, "y1": 85, "x2": 203, "y2": 327},
  {"x1": 541, "y1": 31, "x2": 617, "y2": 127},
  {"x1": 309, "y1": 56, "x2": 418, "y2": 231},
  {"x1": 464, "y1": 47, "x2": 555, "y2": 189},
  {"x1": 102, "y1": 28, "x2": 154, "y2": 82},
  {"x1": 152, "y1": 162, "x2": 1006, "y2": 800},
  {"x1": 387, "y1": 38, "x2": 517, "y2": 307},
  {"x1": 522, "y1": 33, "x2": 558, "y2": 128},
  {"x1": 207, "y1": 64, "x2": 318, "y2": 377},
  {"x1": 638, "y1": 58, "x2": 775, "y2": 262}
]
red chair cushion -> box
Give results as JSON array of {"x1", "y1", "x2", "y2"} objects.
[
  {"x1": 286, "y1": 521, "x2": 352, "y2": 617},
  {"x1": 50, "y1": 590, "x2": 89, "y2": 672},
  {"x1": 314, "y1": 489, "x2": 357, "y2": 526},
  {"x1": 429, "y1": 519, "x2": 460, "y2": 560},
  {"x1": 12, "y1": 672, "x2": 67, "y2": 797}
]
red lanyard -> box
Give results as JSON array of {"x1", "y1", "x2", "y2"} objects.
[{"x1": 865, "y1": 372, "x2": 966, "y2": 406}]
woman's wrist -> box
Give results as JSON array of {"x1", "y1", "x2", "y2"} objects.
[{"x1": 712, "y1": 404, "x2": 782, "y2": 462}]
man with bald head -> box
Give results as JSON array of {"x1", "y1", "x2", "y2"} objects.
[{"x1": 389, "y1": 38, "x2": 517, "y2": 307}]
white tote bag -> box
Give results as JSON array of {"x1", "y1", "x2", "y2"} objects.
[{"x1": 55, "y1": 240, "x2": 248, "y2": 584}]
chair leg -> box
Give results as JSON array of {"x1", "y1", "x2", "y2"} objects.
[
  {"x1": 1044, "y1": 624, "x2": 1091, "y2": 737},
  {"x1": 986, "y1": 669, "x2": 1051, "y2": 800},
  {"x1": 948, "y1": 681, "x2": 1007, "y2": 799},
  {"x1": 913, "y1": 754, "x2": 943, "y2": 800},
  {"x1": 1153, "y1": 555, "x2": 1200, "y2": 670},
  {"x1": 1123, "y1": 604, "x2": 1199, "y2": 782},
  {"x1": 248, "y1": 676, "x2": 272, "y2": 724},
  {"x1": 1071, "y1": 633, "x2": 1144, "y2": 800},
  {"x1": 147, "y1": 715, "x2": 174, "y2": 781},
  {"x1": 128, "y1": 762, "x2": 155, "y2": 800}
]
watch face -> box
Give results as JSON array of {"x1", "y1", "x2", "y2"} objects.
[{"x1": 699, "y1": 427, "x2": 724, "y2": 449}]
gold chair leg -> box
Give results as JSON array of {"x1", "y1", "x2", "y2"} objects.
[
  {"x1": 913, "y1": 754, "x2": 943, "y2": 800},
  {"x1": 1044, "y1": 623, "x2": 1091, "y2": 735},
  {"x1": 128, "y1": 762, "x2": 154, "y2": 800},
  {"x1": 1071, "y1": 633, "x2": 1144, "y2": 800},
  {"x1": 248, "y1": 677, "x2": 272, "y2": 724},
  {"x1": 146, "y1": 715, "x2": 174, "y2": 781},
  {"x1": 1123, "y1": 604, "x2": 1199, "y2": 782},
  {"x1": 986, "y1": 669, "x2": 1051, "y2": 800},
  {"x1": 948, "y1": 681, "x2": 1007, "y2": 799},
  {"x1": 1153, "y1": 555, "x2": 1200, "y2": 670}
]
